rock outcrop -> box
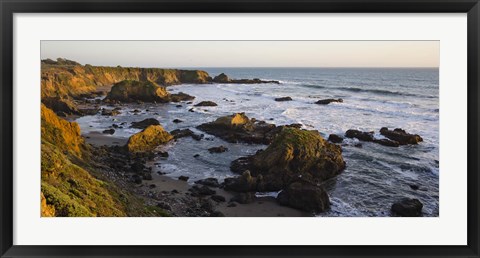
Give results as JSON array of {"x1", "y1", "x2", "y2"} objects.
[
  {"x1": 391, "y1": 198, "x2": 423, "y2": 217},
  {"x1": 170, "y1": 92, "x2": 195, "y2": 102},
  {"x1": 41, "y1": 104, "x2": 84, "y2": 157},
  {"x1": 130, "y1": 118, "x2": 160, "y2": 129},
  {"x1": 194, "y1": 101, "x2": 218, "y2": 107},
  {"x1": 42, "y1": 96, "x2": 81, "y2": 117},
  {"x1": 345, "y1": 129, "x2": 400, "y2": 147},
  {"x1": 104, "y1": 80, "x2": 170, "y2": 103},
  {"x1": 213, "y1": 73, "x2": 231, "y2": 83},
  {"x1": 315, "y1": 98, "x2": 343, "y2": 105},
  {"x1": 196, "y1": 113, "x2": 277, "y2": 144},
  {"x1": 229, "y1": 127, "x2": 346, "y2": 191},
  {"x1": 126, "y1": 125, "x2": 173, "y2": 153},
  {"x1": 213, "y1": 72, "x2": 279, "y2": 84},
  {"x1": 380, "y1": 127, "x2": 423, "y2": 145},
  {"x1": 277, "y1": 182, "x2": 330, "y2": 213},
  {"x1": 275, "y1": 97, "x2": 292, "y2": 102}
]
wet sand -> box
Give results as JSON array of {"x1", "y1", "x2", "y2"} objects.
[{"x1": 83, "y1": 132, "x2": 128, "y2": 146}]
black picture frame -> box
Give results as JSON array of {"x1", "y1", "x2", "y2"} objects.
[{"x1": 1, "y1": 0, "x2": 479, "y2": 257}]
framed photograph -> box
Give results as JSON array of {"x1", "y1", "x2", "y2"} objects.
[{"x1": 1, "y1": 0, "x2": 479, "y2": 257}]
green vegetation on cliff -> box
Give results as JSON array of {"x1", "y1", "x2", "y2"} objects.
[{"x1": 41, "y1": 104, "x2": 168, "y2": 217}]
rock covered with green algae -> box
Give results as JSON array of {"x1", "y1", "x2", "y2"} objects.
[
  {"x1": 104, "y1": 80, "x2": 170, "y2": 103},
  {"x1": 126, "y1": 125, "x2": 173, "y2": 153},
  {"x1": 230, "y1": 127, "x2": 346, "y2": 191}
]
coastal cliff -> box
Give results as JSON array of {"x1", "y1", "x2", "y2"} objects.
[{"x1": 41, "y1": 58, "x2": 212, "y2": 99}]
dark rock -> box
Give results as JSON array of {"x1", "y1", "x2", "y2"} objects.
[
  {"x1": 409, "y1": 184, "x2": 420, "y2": 190},
  {"x1": 189, "y1": 185, "x2": 216, "y2": 196},
  {"x1": 194, "y1": 101, "x2": 218, "y2": 107},
  {"x1": 328, "y1": 134, "x2": 343, "y2": 143},
  {"x1": 211, "y1": 195, "x2": 226, "y2": 202},
  {"x1": 170, "y1": 129, "x2": 203, "y2": 141},
  {"x1": 391, "y1": 198, "x2": 423, "y2": 217},
  {"x1": 193, "y1": 154, "x2": 200, "y2": 158},
  {"x1": 173, "y1": 119, "x2": 183, "y2": 123},
  {"x1": 315, "y1": 98, "x2": 343, "y2": 105},
  {"x1": 195, "y1": 178, "x2": 220, "y2": 188},
  {"x1": 224, "y1": 171, "x2": 258, "y2": 192},
  {"x1": 178, "y1": 176, "x2": 189, "y2": 181},
  {"x1": 231, "y1": 192, "x2": 256, "y2": 204},
  {"x1": 158, "y1": 151, "x2": 169, "y2": 158},
  {"x1": 380, "y1": 127, "x2": 423, "y2": 145},
  {"x1": 170, "y1": 92, "x2": 195, "y2": 102},
  {"x1": 132, "y1": 175, "x2": 142, "y2": 184},
  {"x1": 277, "y1": 182, "x2": 330, "y2": 213},
  {"x1": 188, "y1": 108, "x2": 194, "y2": 112},
  {"x1": 149, "y1": 184, "x2": 156, "y2": 189},
  {"x1": 112, "y1": 124, "x2": 119, "y2": 128},
  {"x1": 176, "y1": 104, "x2": 182, "y2": 108},
  {"x1": 208, "y1": 145, "x2": 228, "y2": 153},
  {"x1": 142, "y1": 173, "x2": 153, "y2": 180},
  {"x1": 102, "y1": 129, "x2": 115, "y2": 135},
  {"x1": 373, "y1": 138, "x2": 400, "y2": 147},
  {"x1": 345, "y1": 129, "x2": 375, "y2": 142},
  {"x1": 275, "y1": 97, "x2": 292, "y2": 102},
  {"x1": 130, "y1": 118, "x2": 160, "y2": 129},
  {"x1": 191, "y1": 133, "x2": 204, "y2": 141}
]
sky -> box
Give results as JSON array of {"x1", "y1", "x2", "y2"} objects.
[{"x1": 41, "y1": 41, "x2": 439, "y2": 68}]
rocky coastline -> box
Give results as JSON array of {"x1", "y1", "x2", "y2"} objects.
[{"x1": 41, "y1": 58, "x2": 428, "y2": 217}]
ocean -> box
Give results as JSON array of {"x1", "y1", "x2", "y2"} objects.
[{"x1": 76, "y1": 67, "x2": 439, "y2": 217}]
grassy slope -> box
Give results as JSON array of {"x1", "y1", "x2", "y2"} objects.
[{"x1": 40, "y1": 104, "x2": 168, "y2": 217}]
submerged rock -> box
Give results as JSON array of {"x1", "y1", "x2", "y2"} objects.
[
  {"x1": 178, "y1": 176, "x2": 189, "y2": 181},
  {"x1": 391, "y1": 198, "x2": 423, "y2": 217},
  {"x1": 194, "y1": 101, "x2": 218, "y2": 107},
  {"x1": 197, "y1": 113, "x2": 277, "y2": 144},
  {"x1": 102, "y1": 129, "x2": 115, "y2": 135},
  {"x1": 229, "y1": 127, "x2": 346, "y2": 192},
  {"x1": 208, "y1": 145, "x2": 228, "y2": 153},
  {"x1": 380, "y1": 127, "x2": 423, "y2": 145},
  {"x1": 104, "y1": 80, "x2": 170, "y2": 103},
  {"x1": 277, "y1": 182, "x2": 330, "y2": 213},
  {"x1": 315, "y1": 98, "x2": 343, "y2": 105},
  {"x1": 130, "y1": 118, "x2": 160, "y2": 129},
  {"x1": 274, "y1": 97, "x2": 292, "y2": 102},
  {"x1": 126, "y1": 125, "x2": 173, "y2": 153}
]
